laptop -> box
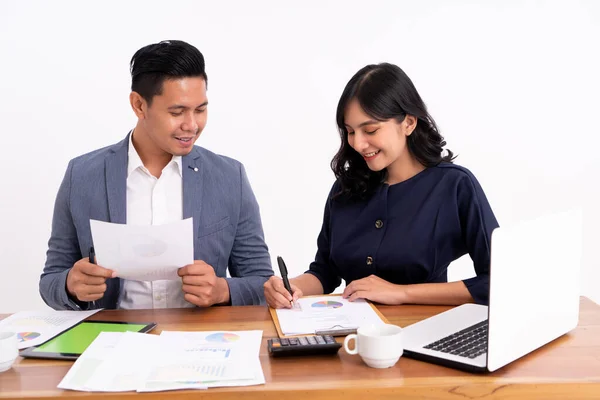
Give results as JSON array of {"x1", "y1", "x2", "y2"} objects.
[{"x1": 402, "y1": 209, "x2": 583, "y2": 372}]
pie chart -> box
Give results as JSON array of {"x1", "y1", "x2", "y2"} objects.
[
  {"x1": 17, "y1": 332, "x2": 41, "y2": 342},
  {"x1": 311, "y1": 301, "x2": 343, "y2": 309},
  {"x1": 205, "y1": 332, "x2": 240, "y2": 343}
]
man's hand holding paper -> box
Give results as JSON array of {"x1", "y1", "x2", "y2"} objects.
[
  {"x1": 178, "y1": 261, "x2": 230, "y2": 307},
  {"x1": 66, "y1": 257, "x2": 116, "y2": 302}
]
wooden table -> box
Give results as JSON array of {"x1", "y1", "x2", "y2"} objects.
[{"x1": 1, "y1": 297, "x2": 599, "y2": 399}]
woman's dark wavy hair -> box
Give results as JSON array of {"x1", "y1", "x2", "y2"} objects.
[{"x1": 332, "y1": 63, "x2": 455, "y2": 199}]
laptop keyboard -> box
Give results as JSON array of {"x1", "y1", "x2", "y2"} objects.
[{"x1": 423, "y1": 320, "x2": 488, "y2": 359}]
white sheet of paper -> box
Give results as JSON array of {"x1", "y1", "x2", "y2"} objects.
[
  {"x1": 0, "y1": 309, "x2": 100, "y2": 349},
  {"x1": 145, "y1": 330, "x2": 265, "y2": 389},
  {"x1": 58, "y1": 330, "x2": 265, "y2": 393},
  {"x1": 90, "y1": 218, "x2": 193, "y2": 281},
  {"x1": 85, "y1": 332, "x2": 165, "y2": 392},
  {"x1": 57, "y1": 331, "x2": 123, "y2": 391},
  {"x1": 275, "y1": 296, "x2": 386, "y2": 335}
]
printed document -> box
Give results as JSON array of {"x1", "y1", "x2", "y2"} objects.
[
  {"x1": 275, "y1": 296, "x2": 386, "y2": 335},
  {"x1": 144, "y1": 330, "x2": 264, "y2": 390},
  {"x1": 58, "y1": 330, "x2": 264, "y2": 392},
  {"x1": 0, "y1": 309, "x2": 100, "y2": 349},
  {"x1": 90, "y1": 218, "x2": 193, "y2": 281}
]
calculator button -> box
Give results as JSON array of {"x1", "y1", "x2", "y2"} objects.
[
  {"x1": 324, "y1": 336, "x2": 336, "y2": 344},
  {"x1": 298, "y1": 337, "x2": 308, "y2": 345},
  {"x1": 316, "y1": 336, "x2": 326, "y2": 344},
  {"x1": 289, "y1": 338, "x2": 299, "y2": 345},
  {"x1": 281, "y1": 338, "x2": 290, "y2": 346},
  {"x1": 271, "y1": 338, "x2": 280, "y2": 345},
  {"x1": 307, "y1": 336, "x2": 317, "y2": 345}
]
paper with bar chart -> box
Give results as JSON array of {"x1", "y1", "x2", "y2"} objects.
[
  {"x1": 57, "y1": 330, "x2": 264, "y2": 392},
  {"x1": 275, "y1": 296, "x2": 386, "y2": 335},
  {"x1": 139, "y1": 330, "x2": 264, "y2": 391}
]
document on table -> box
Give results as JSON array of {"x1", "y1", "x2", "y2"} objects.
[
  {"x1": 58, "y1": 332, "x2": 130, "y2": 392},
  {"x1": 142, "y1": 330, "x2": 265, "y2": 390},
  {"x1": 90, "y1": 218, "x2": 193, "y2": 281},
  {"x1": 0, "y1": 309, "x2": 100, "y2": 349},
  {"x1": 275, "y1": 296, "x2": 386, "y2": 336},
  {"x1": 58, "y1": 330, "x2": 265, "y2": 392}
]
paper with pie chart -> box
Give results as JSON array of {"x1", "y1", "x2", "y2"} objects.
[
  {"x1": 90, "y1": 218, "x2": 193, "y2": 281},
  {"x1": 0, "y1": 309, "x2": 100, "y2": 349},
  {"x1": 275, "y1": 296, "x2": 386, "y2": 336},
  {"x1": 141, "y1": 329, "x2": 263, "y2": 389},
  {"x1": 59, "y1": 330, "x2": 264, "y2": 392}
]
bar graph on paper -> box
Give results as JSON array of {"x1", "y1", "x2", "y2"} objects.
[
  {"x1": 147, "y1": 361, "x2": 253, "y2": 383},
  {"x1": 147, "y1": 363, "x2": 229, "y2": 383},
  {"x1": 184, "y1": 346, "x2": 231, "y2": 359}
]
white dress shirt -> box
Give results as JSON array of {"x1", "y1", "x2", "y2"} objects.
[{"x1": 117, "y1": 133, "x2": 194, "y2": 309}]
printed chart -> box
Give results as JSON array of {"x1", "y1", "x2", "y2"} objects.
[
  {"x1": 17, "y1": 332, "x2": 41, "y2": 342},
  {"x1": 205, "y1": 332, "x2": 240, "y2": 343},
  {"x1": 311, "y1": 301, "x2": 343, "y2": 309}
]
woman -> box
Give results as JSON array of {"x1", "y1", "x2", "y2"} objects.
[{"x1": 264, "y1": 63, "x2": 498, "y2": 308}]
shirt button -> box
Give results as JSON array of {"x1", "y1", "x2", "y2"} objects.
[
  {"x1": 366, "y1": 256, "x2": 373, "y2": 265},
  {"x1": 375, "y1": 219, "x2": 383, "y2": 229}
]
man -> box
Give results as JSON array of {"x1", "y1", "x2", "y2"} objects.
[{"x1": 40, "y1": 40, "x2": 273, "y2": 310}]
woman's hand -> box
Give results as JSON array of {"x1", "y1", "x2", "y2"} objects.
[
  {"x1": 264, "y1": 276, "x2": 303, "y2": 309},
  {"x1": 342, "y1": 275, "x2": 406, "y2": 304}
]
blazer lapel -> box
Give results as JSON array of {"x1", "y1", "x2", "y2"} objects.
[
  {"x1": 183, "y1": 147, "x2": 204, "y2": 237},
  {"x1": 105, "y1": 135, "x2": 129, "y2": 224}
]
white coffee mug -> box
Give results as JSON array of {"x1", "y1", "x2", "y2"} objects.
[
  {"x1": 343, "y1": 324, "x2": 403, "y2": 368},
  {"x1": 0, "y1": 331, "x2": 18, "y2": 373}
]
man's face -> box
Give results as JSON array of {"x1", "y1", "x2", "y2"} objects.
[{"x1": 139, "y1": 77, "x2": 208, "y2": 157}]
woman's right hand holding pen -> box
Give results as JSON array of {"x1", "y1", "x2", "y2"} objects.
[{"x1": 263, "y1": 276, "x2": 303, "y2": 309}]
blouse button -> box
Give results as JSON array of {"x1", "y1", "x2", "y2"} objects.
[
  {"x1": 366, "y1": 256, "x2": 373, "y2": 265},
  {"x1": 375, "y1": 219, "x2": 383, "y2": 229}
]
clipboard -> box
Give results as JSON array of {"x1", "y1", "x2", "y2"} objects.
[{"x1": 268, "y1": 295, "x2": 390, "y2": 338}]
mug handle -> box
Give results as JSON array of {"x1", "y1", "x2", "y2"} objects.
[{"x1": 343, "y1": 334, "x2": 358, "y2": 355}]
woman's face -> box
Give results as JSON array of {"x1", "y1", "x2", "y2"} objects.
[{"x1": 344, "y1": 98, "x2": 416, "y2": 173}]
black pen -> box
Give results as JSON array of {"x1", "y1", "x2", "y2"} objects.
[
  {"x1": 89, "y1": 246, "x2": 96, "y2": 265},
  {"x1": 89, "y1": 246, "x2": 97, "y2": 309},
  {"x1": 277, "y1": 256, "x2": 294, "y2": 306}
]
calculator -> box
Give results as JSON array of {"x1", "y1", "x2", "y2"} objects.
[{"x1": 267, "y1": 335, "x2": 342, "y2": 357}]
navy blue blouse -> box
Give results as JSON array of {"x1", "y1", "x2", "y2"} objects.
[{"x1": 306, "y1": 163, "x2": 499, "y2": 305}]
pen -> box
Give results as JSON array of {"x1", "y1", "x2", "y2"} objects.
[
  {"x1": 89, "y1": 247, "x2": 97, "y2": 309},
  {"x1": 89, "y1": 246, "x2": 96, "y2": 265},
  {"x1": 277, "y1": 256, "x2": 294, "y2": 306}
]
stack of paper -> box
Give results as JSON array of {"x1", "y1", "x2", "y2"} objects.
[
  {"x1": 275, "y1": 296, "x2": 386, "y2": 335},
  {"x1": 58, "y1": 330, "x2": 265, "y2": 392}
]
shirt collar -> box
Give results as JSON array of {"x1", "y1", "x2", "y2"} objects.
[{"x1": 127, "y1": 131, "x2": 183, "y2": 178}]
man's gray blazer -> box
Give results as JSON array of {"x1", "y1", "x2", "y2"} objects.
[{"x1": 39, "y1": 134, "x2": 273, "y2": 310}]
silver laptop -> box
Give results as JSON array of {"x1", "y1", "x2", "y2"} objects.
[{"x1": 403, "y1": 209, "x2": 582, "y2": 372}]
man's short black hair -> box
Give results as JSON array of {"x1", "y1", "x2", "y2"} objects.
[{"x1": 130, "y1": 40, "x2": 207, "y2": 105}]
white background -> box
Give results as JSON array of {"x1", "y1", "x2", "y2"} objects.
[{"x1": 0, "y1": 0, "x2": 598, "y2": 313}]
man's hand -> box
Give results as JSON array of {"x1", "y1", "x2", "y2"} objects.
[
  {"x1": 263, "y1": 276, "x2": 303, "y2": 309},
  {"x1": 66, "y1": 257, "x2": 116, "y2": 302},
  {"x1": 342, "y1": 275, "x2": 406, "y2": 305},
  {"x1": 178, "y1": 260, "x2": 230, "y2": 307}
]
